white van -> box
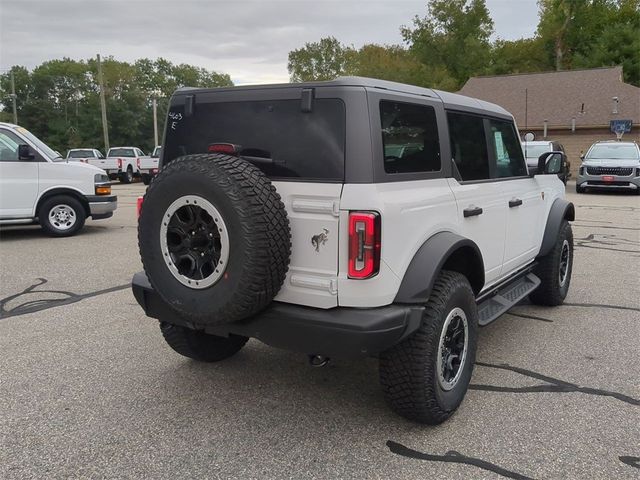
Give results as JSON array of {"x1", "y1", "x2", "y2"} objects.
[{"x1": 0, "y1": 123, "x2": 117, "y2": 236}]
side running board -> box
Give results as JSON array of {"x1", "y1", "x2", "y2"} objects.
[{"x1": 477, "y1": 273, "x2": 541, "y2": 326}]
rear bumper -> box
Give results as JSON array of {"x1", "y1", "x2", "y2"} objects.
[
  {"x1": 131, "y1": 271, "x2": 424, "y2": 358},
  {"x1": 87, "y1": 195, "x2": 117, "y2": 219}
]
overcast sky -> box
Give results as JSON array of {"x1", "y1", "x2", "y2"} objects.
[{"x1": 0, "y1": 0, "x2": 540, "y2": 84}]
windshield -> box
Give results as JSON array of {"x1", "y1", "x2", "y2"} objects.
[
  {"x1": 15, "y1": 127, "x2": 62, "y2": 161},
  {"x1": 586, "y1": 144, "x2": 639, "y2": 160},
  {"x1": 68, "y1": 149, "x2": 94, "y2": 158},
  {"x1": 108, "y1": 148, "x2": 135, "y2": 157},
  {"x1": 522, "y1": 143, "x2": 552, "y2": 159}
]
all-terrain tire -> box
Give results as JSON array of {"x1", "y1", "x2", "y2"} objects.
[
  {"x1": 530, "y1": 220, "x2": 573, "y2": 306},
  {"x1": 39, "y1": 195, "x2": 86, "y2": 237},
  {"x1": 141, "y1": 173, "x2": 152, "y2": 185},
  {"x1": 160, "y1": 322, "x2": 248, "y2": 362},
  {"x1": 119, "y1": 166, "x2": 134, "y2": 184},
  {"x1": 138, "y1": 154, "x2": 291, "y2": 325},
  {"x1": 379, "y1": 271, "x2": 478, "y2": 424}
]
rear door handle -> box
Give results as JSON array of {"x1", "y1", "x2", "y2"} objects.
[
  {"x1": 463, "y1": 206, "x2": 483, "y2": 218},
  {"x1": 509, "y1": 198, "x2": 523, "y2": 208}
]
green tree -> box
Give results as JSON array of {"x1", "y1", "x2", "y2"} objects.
[
  {"x1": 402, "y1": 0, "x2": 494, "y2": 88},
  {"x1": 489, "y1": 37, "x2": 551, "y2": 75},
  {"x1": 288, "y1": 36, "x2": 357, "y2": 81},
  {"x1": 355, "y1": 44, "x2": 457, "y2": 90}
]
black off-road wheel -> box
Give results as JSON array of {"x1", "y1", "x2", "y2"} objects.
[
  {"x1": 119, "y1": 166, "x2": 134, "y2": 184},
  {"x1": 379, "y1": 271, "x2": 478, "y2": 424},
  {"x1": 530, "y1": 220, "x2": 573, "y2": 306},
  {"x1": 138, "y1": 154, "x2": 291, "y2": 325},
  {"x1": 160, "y1": 322, "x2": 248, "y2": 362},
  {"x1": 39, "y1": 195, "x2": 86, "y2": 237}
]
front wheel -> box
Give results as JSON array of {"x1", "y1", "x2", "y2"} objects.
[
  {"x1": 379, "y1": 271, "x2": 478, "y2": 424},
  {"x1": 160, "y1": 322, "x2": 248, "y2": 362},
  {"x1": 39, "y1": 195, "x2": 86, "y2": 237},
  {"x1": 530, "y1": 220, "x2": 573, "y2": 306},
  {"x1": 576, "y1": 183, "x2": 586, "y2": 193}
]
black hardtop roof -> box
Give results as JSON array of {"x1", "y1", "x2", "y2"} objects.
[{"x1": 174, "y1": 76, "x2": 512, "y2": 118}]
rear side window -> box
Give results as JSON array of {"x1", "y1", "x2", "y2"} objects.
[
  {"x1": 165, "y1": 99, "x2": 346, "y2": 181},
  {"x1": 488, "y1": 119, "x2": 527, "y2": 178},
  {"x1": 380, "y1": 101, "x2": 441, "y2": 173},
  {"x1": 447, "y1": 112, "x2": 490, "y2": 181}
]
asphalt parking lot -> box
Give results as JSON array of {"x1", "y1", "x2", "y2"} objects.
[{"x1": 1, "y1": 181, "x2": 639, "y2": 480}]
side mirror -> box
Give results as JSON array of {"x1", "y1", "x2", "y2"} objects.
[
  {"x1": 580, "y1": 153, "x2": 585, "y2": 161},
  {"x1": 18, "y1": 144, "x2": 35, "y2": 161},
  {"x1": 537, "y1": 151, "x2": 565, "y2": 175}
]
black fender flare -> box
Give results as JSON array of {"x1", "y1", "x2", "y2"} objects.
[
  {"x1": 538, "y1": 198, "x2": 575, "y2": 257},
  {"x1": 394, "y1": 231, "x2": 485, "y2": 304}
]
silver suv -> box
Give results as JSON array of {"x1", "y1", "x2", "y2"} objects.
[{"x1": 576, "y1": 141, "x2": 640, "y2": 193}]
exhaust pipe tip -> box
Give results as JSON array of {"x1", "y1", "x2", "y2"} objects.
[{"x1": 309, "y1": 354, "x2": 330, "y2": 367}]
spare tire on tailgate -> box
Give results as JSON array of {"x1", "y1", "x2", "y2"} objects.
[{"x1": 138, "y1": 153, "x2": 291, "y2": 325}]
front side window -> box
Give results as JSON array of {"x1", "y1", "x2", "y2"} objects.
[
  {"x1": 448, "y1": 112, "x2": 490, "y2": 181},
  {"x1": 489, "y1": 119, "x2": 527, "y2": 178},
  {"x1": 0, "y1": 129, "x2": 21, "y2": 162},
  {"x1": 380, "y1": 101, "x2": 441, "y2": 174}
]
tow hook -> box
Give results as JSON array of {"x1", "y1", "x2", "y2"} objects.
[{"x1": 308, "y1": 354, "x2": 330, "y2": 367}]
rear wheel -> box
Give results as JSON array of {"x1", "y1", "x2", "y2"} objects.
[
  {"x1": 119, "y1": 166, "x2": 134, "y2": 184},
  {"x1": 379, "y1": 271, "x2": 478, "y2": 424},
  {"x1": 39, "y1": 195, "x2": 86, "y2": 237},
  {"x1": 141, "y1": 173, "x2": 152, "y2": 185},
  {"x1": 160, "y1": 322, "x2": 248, "y2": 362}
]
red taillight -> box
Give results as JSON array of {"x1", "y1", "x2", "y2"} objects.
[
  {"x1": 136, "y1": 158, "x2": 140, "y2": 168},
  {"x1": 117, "y1": 158, "x2": 122, "y2": 169},
  {"x1": 208, "y1": 143, "x2": 239, "y2": 154},
  {"x1": 136, "y1": 196, "x2": 144, "y2": 219},
  {"x1": 348, "y1": 211, "x2": 381, "y2": 279}
]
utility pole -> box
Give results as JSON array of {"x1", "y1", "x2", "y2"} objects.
[
  {"x1": 10, "y1": 71, "x2": 18, "y2": 124},
  {"x1": 96, "y1": 54, "x2": 109, "y2": 151},
  {"x1": 152, "y1": 97, "x2": 158, "y2": 146}
]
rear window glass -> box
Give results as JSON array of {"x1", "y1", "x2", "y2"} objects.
[
  {"x1": 68, "y1": 150, "x2": 94, "y2": 158},
  {"x1": 164, "y1": 99, "x2": 346, "y2": 181},
  {"x1": 109, "y1": 148, "x2": 135, "y2": 157}
]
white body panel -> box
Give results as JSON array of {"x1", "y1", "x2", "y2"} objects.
[
  {"x1": 272, "y1": 181, "x2": 342, "y2": 308},
  {"x1": 338, "y1": 179, "x2": 457, "y2": 307},
  {"x1": 447, "y1": 179, "x2": 507, "y2": 284}
]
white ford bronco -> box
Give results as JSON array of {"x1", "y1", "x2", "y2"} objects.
[{"x1": 132, "y1": 78, "x2": 574, "y2": 424}]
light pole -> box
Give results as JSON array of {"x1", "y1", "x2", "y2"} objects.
[{"x1": 10, "y1": 71, "x2": 17, "y2": 124}]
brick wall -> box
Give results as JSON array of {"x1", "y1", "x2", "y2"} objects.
[{"x1": 521, "y1": 128, "x2": 640, "y2": 177}]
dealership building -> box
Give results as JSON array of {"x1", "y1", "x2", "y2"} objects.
[{"x1": 459, "y1": 66, "x2": 640, "y2": 175}]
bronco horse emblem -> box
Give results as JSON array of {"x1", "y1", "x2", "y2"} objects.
[{"x1": 311, "y1": 229, "x2": 329, "y2": 252}]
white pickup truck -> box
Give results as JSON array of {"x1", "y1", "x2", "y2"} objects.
[
  {"x1": 0, "y1": 122, "x2": 117, "y2": 236},
  {"x1": 91, "y1": 146, "x2": 147, "y2": 184}
]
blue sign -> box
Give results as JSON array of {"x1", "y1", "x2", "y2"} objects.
[{"x1": 610, "y1": 120, "x2": 632, "y2": 133}]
